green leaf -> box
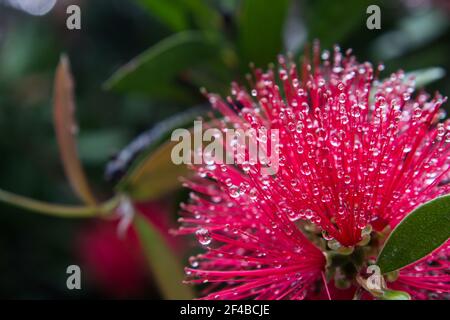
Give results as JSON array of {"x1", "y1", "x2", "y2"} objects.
[
  {"x1": 238, "y1": 0, "x2": 290, "y2": 67},
  {"x1": 136, "y1": 0, "x2": 190, "y2": 31},
  {"x1": 104, "y1": 31, "x2": 221, "y2": 97},
  {"x1": 217, "y1": 0, "x2": 239, "y2": 13},
  {"x1": 182, "y1": 0, "x2": 222, "y2": 31},
  {"x1": 114, "y1": 109, "x2": 206, "y2": 201},
  {"x1": 134, "y1": 212, "x2": 194, "y2": 299},
  {"x1": 377, "y1": 194, "x2": 450, "y2": 273},
  {"x1": 406, "y1": 67, "x2": 445, "y2": 88},
  {"x1": 137, "y1": 0, "x2": 222, "y2": 32},
  {"x1": 306, "y1": 0, "x2": 375, "y2": 49},
  {"x1": 118, "y1": 139, "x2": 189, "y2": 201}
]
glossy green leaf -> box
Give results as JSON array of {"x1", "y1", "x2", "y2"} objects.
[
  {"x1": 104, "y1": 31, "x2": 220, "y2": 97},
  {"x1": 377, "y1": 194, "x2": 450, "y2": 273},
  {"x1": 238, "y1": 0, "x2": 290, "y2": 67},
  {"x1": 134, "y1": 212, "x2": 194, "y2": 299}
]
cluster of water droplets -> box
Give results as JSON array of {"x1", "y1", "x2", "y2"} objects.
[{"x1": 179, "y1": 44, "x2": 450, "y2": 299}]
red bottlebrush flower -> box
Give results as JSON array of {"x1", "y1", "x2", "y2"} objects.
[
  {"x1": 76, "y1": 202, "x2": 179, "y2": 298},
  {"x1": 76, "y1": 218, "x2": 147, "y2": 298},
  {"x1": 177, "y1": 43, "x2": 450, "y2": 300}
]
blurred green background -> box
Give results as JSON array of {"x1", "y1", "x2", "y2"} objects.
[{"x1": 0, "y1": 0, "x2": 449, "y2": 298}]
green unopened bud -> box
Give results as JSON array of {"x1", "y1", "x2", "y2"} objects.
[
  {"x1": 362, "y1": 224, "x2": 372, "y2": 236},
  {"x1": 357, "y1": 234, "x2": 371, "y2": 246},
  {"x1": 380, "y1": 289, "x2": 411, "y2": 300},
  {"x1": 385, "y1": 270, "x2": 400, "y2": 282},
  {"x1": 336, "y1": 245, "x2": 354, "y2": 255},
  {"x1": 327, "y1": 239, "x2": 341, "y2": 250}
]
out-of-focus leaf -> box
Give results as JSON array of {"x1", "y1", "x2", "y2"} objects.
[
  {"x1": 136, "y1": 0, "x2": 189, "y2": 31},
  {"x1": 186, "y1": 56, "x2": 236, "y2": 95},
  {"x1": 112, "y1": 108, "x2": 207, "y2": 200},
  {"x1": 0, "y1": 189, "x2": 118, "y2": 218},
  {"x1": 306, "y1": 0, "x2": 373, "y2": 49},
  {"x1": 116, "y1": 139, "x2": 189, "y2": 201},
  {"x1": 283, "y1": 0, "x2": 307, "y2": 54},
  {"x1": 53, "y1": 55, "x2": 96, "y2": 206},
  {"x1": 216, "y1": 0, "x2": 239, "y2": 13},
  {"x1": 137, "y1": 0, "x2": 221, "y2": 31},
  {"x1": 371, "y1": 9, "x2": 448, "y2": 61},
  {"x1": 238, "y1": 0, "x2": 290, "y2": 67},
  {"x1": 406, "y1": 67, "x2": 445, "y2": 88},
  {"x1": 0, "y1": 22, "x2": 55, "y2": 83},
  {"x1": 107, "y1": 107, "x2": 206, "y2": 184},
  {"x1": 134, "y1": 212, "x2": 194, "y2": 299},
  {"x1": 104, "y1": 31, "x2": 221, "y2": 98},
  {"x1": 377, "y1": 195, "x2": 450, "y2": 273},
  {"x1": 78, "y1": 129, "x2": 129, "y2": 165},
  {"x1": 183, "y1": 0, "x2": 222, "y2": 31}
]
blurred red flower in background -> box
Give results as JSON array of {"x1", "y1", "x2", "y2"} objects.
[{"x1": 76, "y1": 202, "x2": 179, "y2": 298}]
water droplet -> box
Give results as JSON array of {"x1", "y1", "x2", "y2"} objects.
[
  {"x1": 304, "y1": 209, "x2": 314, "y2": 219},
  {"x1": 350, "y1": 104, "x2": 361, "y2": 118},
  {"x1": 344, "y1": 175, "x2": 351, "y2": 184},
  {"x1": 196, "y1": 228, "x2": 212, "y2": 246},
  {"x1": 330, "y1": 132, "x2": 341, "y2": 147},
  {"x1": 300, "y1": 162, "x2": 311, "y2": 176}
]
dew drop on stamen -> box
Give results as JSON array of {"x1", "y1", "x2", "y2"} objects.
[
  {"x1": 321, "y1": 50, "x2": 330, "y2": 60},
  {"x1": 330, "y1": 132, "x2": 341, "y2": 147},
  {"x1": 341, "y1": 115, "x2": 349, "y2": 125},
  {"x1": 304, "y1": 209, "x2": 314, "y2": 219},
  {"x1": 196, "y1": 228, "x2": 212, "y2": 246},
  {"x1": 300, "y1": 162, "x2": 311, "y2": 176},
  {"x1": 300, "y1": 102, "x2": 310, "y2": 113},
  {"x1": 437, "y1": 124, "x2": 445, "y2": 138},
  {"x1": 350, "y1": 104, "x2": 361, "y2": 118},
  {"x1": 228, "y1": 185, "x2": 240, "y2": 198},
  {"x1": 344, "y1": 175, "x2": 351, "y2": 184}
]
